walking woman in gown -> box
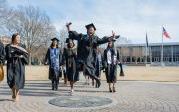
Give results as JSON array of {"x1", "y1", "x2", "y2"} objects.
[
  {"x1": 45, "y1": 38, "x2": 62, "y2": 91},
  {"x1": 5, "y1": 33, "x2": 29, "y2": 101},
  {"x1": 103, "y1": 41, "x2": 119, "y2": 92},
  {"x1": 62, "y1": 38, "x2": 79, "y2": 93}
]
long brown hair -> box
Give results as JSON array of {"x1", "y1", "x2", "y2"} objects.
[
  {"x1": 67, "y1": 41, "x2": 75, "y2": 48},
  {"x1": 11, "y1": 33, "x2": 19, "y2": 42},
  {"x1": 107, "y1": 41, "x2": 114, "y2": 48},
  {"x1": 50, "y1": 41, "x2": 58, "y2": 48}
]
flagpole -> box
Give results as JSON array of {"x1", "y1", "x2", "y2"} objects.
[
  {"x1": 161, "y1": 26, "x2": 164, "y2": 67},
  {"x1": 145, "y1": 43, "x2": 148, "y2": 66},
  {"x1": 145, "y1": 32, "x2": 148, "y2": 66},
  {"x1": 145, "y1": 42, "x2": 147, "y2": 65}
]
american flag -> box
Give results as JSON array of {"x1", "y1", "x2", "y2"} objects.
[{"x1": 163, "y1": 27, "x2": 170, "y2": 38}]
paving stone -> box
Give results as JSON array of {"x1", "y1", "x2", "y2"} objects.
[{"x1": 0, "y1": 81, "x2": 179, "y2": 112}]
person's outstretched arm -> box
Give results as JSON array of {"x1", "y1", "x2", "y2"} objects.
[
  {"x1": 66, "y1": 22, "x2": 82, "y2": 41},
  {"x1": 97, "y1": 31, "x2": 120, "y2": 45}
]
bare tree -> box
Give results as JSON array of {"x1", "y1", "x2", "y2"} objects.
[
  {"x1": 0, "y1": 0, "x2": 14, "y2": 34},
  {"x1": 0, "y1": 0, "x2": 8, "y2": 25},
  {"x1": 4, "y1": 5, "x2": 57, "y2": 64},
  {"x1": 59, "y1": 27, "x2": 68, "y2": 49}
]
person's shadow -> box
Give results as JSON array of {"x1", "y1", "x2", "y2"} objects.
[
  {"x1": 0, "y1": 81, "x2": 110, "y2": 98},
  {"x1": 0, "y1": 99, "x2": 14, "y2": 102}
]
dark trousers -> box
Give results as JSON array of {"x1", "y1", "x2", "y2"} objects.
[{"x1": 51, "y1": 69, "x2": 60, "y2": 90}]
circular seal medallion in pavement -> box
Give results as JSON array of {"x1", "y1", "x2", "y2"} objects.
[{"x1": 48, "y1": 96, "x2": 114, "y2": 109}]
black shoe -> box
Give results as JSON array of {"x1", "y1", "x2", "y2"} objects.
[
  {"x1": 53, "y1": 84, "x2": 57, "y2": 91},
  {"x1": 92, "y1": 81, "x2": 94, "y2": 87},
  {"x1": 52, "y1": 85, "x2": 55, "y2": 90},
  {"x1": 96, "y1": 79, "x2": 101, "y2": 88},
  {"x1": 109, "y1": 88, "x2": 112, "y2": 92},
  {"x1": 55, "y1": 84, "x2": 58, "y2": 91}
]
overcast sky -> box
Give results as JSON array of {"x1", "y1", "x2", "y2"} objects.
[{"x1": 7, "y1": 0, "x2": 179, "y2": 44}]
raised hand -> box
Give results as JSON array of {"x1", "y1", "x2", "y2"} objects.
[
  {"x1": 66, "y1": 22, "x2": 72, "y2": 27},
  {"x1": 108, "y1": 30, "x2": 116, "y2": 41},
  {"x1": 112, "y1": 30, "x2": 115, "y2": 37},
  {"x1": 66, "y1": 22, "x2": 72, "y2": 31},
  {"x1": 108, "y1": 30, "x2": 120, "y2": 41}
]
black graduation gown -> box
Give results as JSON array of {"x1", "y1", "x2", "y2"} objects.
[
  {"x1": 68, "y1": 31, "x2": 112, "y2": 81},
  {"x1": 103, "y1": 48, "x2": 119, "y2": 83},
  {"x1": 62, "y1": 48, "x2": 79, "y2": 81},
  {"x1": 45, "y1": 48, "x2": 62, "y2": 80},
  {"x1": 5, "y1": 44, "x2": 29, "y2": 89},
  {"x1": 0, "y1": 42, "x2": 5, "y2": 64}
]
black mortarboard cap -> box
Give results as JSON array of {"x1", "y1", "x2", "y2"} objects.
[
  {"x1": 85, "y1": 23, "x2": 96, "y2": 30},
  {"x1": 65, "y1": 38, "x2": 73, "y2": 43},
  {"x1": 51, "y1": 37, "x2": 59, "y2": 42}
]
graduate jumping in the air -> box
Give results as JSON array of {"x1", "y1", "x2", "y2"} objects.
[
  {"x1": 5, "y1": 33, "x2": 29, "y2": 101},
  {"x1": 62, "y1": 38, "x2": 79, "y2": 93},
  {"x1": 45, "y1": 38, "x2": 62, "y2": 91},
  {"x1": 66, "y1": 22, "x2": 120, "y2": 87},
  {"x1": 103, "y1": 41, "x2": 120, "y2": 92}
]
